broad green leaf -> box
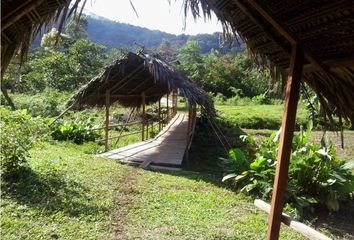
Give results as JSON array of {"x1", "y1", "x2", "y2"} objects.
[
  {"x1": 222, "y1": 173, "x2": 237, "y2": 182},
  {"x1": 341, "y1": 161, "x2": 354, "y2": 170},
  {"x1": 229, "y1": 148, "x2": 246, "y2": 164}
]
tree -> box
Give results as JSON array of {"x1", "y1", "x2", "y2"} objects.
[
  {"x1": 68, "y1": 39, "x2": 106, "y2": 86},
  {"x1": 40, "y1": 28, "x2": 71, "y2": 51},
  {"x1": 65, "y1": 16, "x2": 88, "y2": 40},
  {"x1": 176, "y1": 40, "x2": 205, "y2": 85},
  {"x1": 156, "y1": 40, "x2": 177, "y2": 63}
]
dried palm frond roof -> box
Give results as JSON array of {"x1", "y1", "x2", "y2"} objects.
[
  {"x1": 69, "y1": 51, "x2": 216, "y2": 116},
  {"x1": 184, "y1": 0, "x2": 354, "y2": 122},
  {"x1": 1, "y1": 0, "x2": 84, "y2": 74}
]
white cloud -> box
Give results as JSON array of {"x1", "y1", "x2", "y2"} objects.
[{"x1": 83, "y1": 0, "x2": 222, "y2": 35}]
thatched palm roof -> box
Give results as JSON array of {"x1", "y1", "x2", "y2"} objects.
[
  {"x1": 1, "y1": 0, "x2": 82, "y2": 73},
  {"x1": 69, "y1": 52, "x2": 216, "y2": 115},
  {"x1": 185, "y1": 0, "x2": 354, "y2": 122}
]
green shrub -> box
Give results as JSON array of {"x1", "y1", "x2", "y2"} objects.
[
  {"x1": 12, "y1": 89, "x2": 70, "y2": 117},
  {"x1": 251, "y1": 94, "x2": 271, "y2": 105},
  {"x1": 221, "y1": 121, "x2": 354, "y2": 215},
  {"x1": 0, "y1": 108, "x2": 48, "y2": 177},
  {"x1": 51, "y1": 121, "x2": 100, "y2": 144},
  {"x1": 213, "y1": 92, "x2": 226, "y2": 105}
]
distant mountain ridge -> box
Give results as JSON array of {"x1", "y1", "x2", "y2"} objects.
[{"x1": 33, "y1": 14, "x2": 244, "y2": 54}]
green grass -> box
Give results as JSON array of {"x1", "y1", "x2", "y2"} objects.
[
  {"x1": 216, "y1": 104, "x2": 308, "y2": 129},
  {"x1": 1, "y1": 142, "x2": 305, "y2": 239},
  {"x1": 1, "y1": 142, "x2": 129, "y2": 239},
  {"x1": 126, "y1": 171, "x2": 303, "y2": 239}
]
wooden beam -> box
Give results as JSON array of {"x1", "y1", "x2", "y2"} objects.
[
  {"x1": 232, "y1": 0, "x2": 291, "y2": 57},
  {"x1": 246, "y1": 0, "x2": 331, "y2": 74},
  {"x1": 108, "y1": 65, "x2": 145, "y2": 93},
  {"x1": 104, "y1": 90, "x2": 110, "y2": 152},
  {"x1": 287, "y1": 57, "x2": 354, "y2": 73},
  {"x1": 107, "y1": 94, "x2": 141, "y2": 98},
  {"x1": 127, "y1": 77, "x2": 152, "y2": 94},
  {"x1": 141, "y1": 92, "x2": 146, "y2": 141},
  {"x1": 267, "y1": 44, "x2": 303, "y2": 240},
  {"x1": 2, "y1": 0, "x2": 45, "y2": 31}
]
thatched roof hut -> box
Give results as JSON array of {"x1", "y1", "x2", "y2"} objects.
[
  {"x1": 185, "y1": 0, "x2": 354, "y2": 122},
  {"x1": 69, "y1": 51, "x2": 216, "y2": 115}
]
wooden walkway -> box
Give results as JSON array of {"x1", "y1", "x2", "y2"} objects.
[{"x1": 99, "y1": 113, "x2": 189, "y2": 170}]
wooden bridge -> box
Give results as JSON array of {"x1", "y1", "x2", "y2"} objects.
[{"x1": 99, "y1": 109, "x2": 196, "y2": 170}]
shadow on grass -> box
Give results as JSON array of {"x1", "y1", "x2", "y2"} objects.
[
  {"x1": 2, "y1": 166, "x2": 108, "y2": 217},
  {"x1": 183, "y1": 117, "x2": 246, "y2": 174}
]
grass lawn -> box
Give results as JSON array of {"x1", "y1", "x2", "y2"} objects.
[
  {"x1": 216, "y1": 104, "x2": 308, "y2": 129},
  {"x1": 1, "y1": 142, "x2": 305, "y2": 239}
]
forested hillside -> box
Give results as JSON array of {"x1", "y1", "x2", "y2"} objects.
[{"x1": 33, "y1": 14, "x2": 244, "y2": 54}]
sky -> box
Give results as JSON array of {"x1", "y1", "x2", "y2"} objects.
[{"x1": 83, "y1": 0, "x2": 223, "y2": 35}]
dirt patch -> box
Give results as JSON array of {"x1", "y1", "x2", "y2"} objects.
[{"x1": 112, "y1": 168, "x2": 140, "y2": 240}]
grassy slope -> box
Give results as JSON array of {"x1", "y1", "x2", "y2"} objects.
[{"x1": 1, "y1": 142, "x2": 304, "y2": 240}]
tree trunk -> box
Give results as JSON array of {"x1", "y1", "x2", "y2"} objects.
[{"x1": 1, "y1": 85, "x2": 16, "y2": 110}]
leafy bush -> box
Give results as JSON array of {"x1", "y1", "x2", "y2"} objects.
[
  {"x1": 51, "y1": 121, "x2": 100, "y2": 144},
  {"x1": 221, "y1": 121, "x2": 354, "y2": 215},
  {"x1": 213, "y1": 92, "x2": 226, "y2": 105},
  {"x1": 12, "y1": 89, "x2": 70, "y2": 117},
  {"x1": 251, "y1": 94, "x2": 271, "y2": 105},
  {"x1": 0, "y1": 108, "x2": 48, "y2": 177}
]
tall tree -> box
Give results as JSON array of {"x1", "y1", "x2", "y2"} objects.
[
  {"x1": 156, "y1": 40, "x2": 177, "y2": 63},
  {"x1": 176, "y1": 40, "x2": 205, "y2": 85},
  {"x1": 65, "y1": 15, "x2": 88, "y2": 40}
]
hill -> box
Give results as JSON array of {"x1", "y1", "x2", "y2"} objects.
[
  {"x1": 33, "y1": 14, "x2": 244, "y2": 54},
  {"x1": 86, "y1": 14, "x2": 243, "y2": 54}
]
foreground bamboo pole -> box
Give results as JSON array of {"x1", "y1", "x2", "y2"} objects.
[
  {"x1": 166, "y1": 93, "x2": 169, "y2": 121},
  {"x1": 256, "y1": 200, "x2": 330, "y2": 240},
  {"x1": 104, "y1": 90, "x2": 110, "y2": 152},
  {"x1": 141, "y1": 92, "x2": 146, "y2": 141},
  {"x1": 267, "y1": 45, "x2": 303, "y2": 240},
  {"x1": 158, "y1": 99, "x2": 161, "y2": 131}
]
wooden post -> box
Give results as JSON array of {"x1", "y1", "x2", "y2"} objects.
[
  {"x1": 267, "y1": 45, "x2": 303, "y2": 240},
  {"x1": 166, "y1": 93, "x2": 170, "y2": 121},
  {"x1": 158, "y1": 99, "x2": 161, "y2": 131},
  {"x1": 339, "y1": 115, "x2": 344, "y2": 149},
  {"x1": 104, "y1": 90, "x2": 110, "y2": 152},
  {"x1": 173, "y1": 89, "x2": 178, "y2": 115},
  {"x1": 141, "y1": 92, "x2": 146, "y2": 141},
  {"x1": 146, "y1": 121, "x2": 149, "y2": 139}
]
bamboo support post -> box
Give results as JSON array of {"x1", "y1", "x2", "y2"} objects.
[
  {"x1": 339, "y1": 115, "x2": 344, "y2": 149},
  {"x1": 172, "y1": 90, "x2": 175, "y2": 116},
  {"x1": 166, "y1": 93, "x2": 169, "y2": 122},
  {"x1": 146, "y1": 121, "x2": 149, "y2": 139},
  {"x1": 267, "y1": 45, "x2": 303, "y2": 240},
  {"x1": 104, "y1": 90, "x2": 110, "y2": 152},
  {"x1": 141, "y1": 92, "x2": 146, "y2": 141},
  {"x1": 158, "y1": 99, "x2": 162, "y2": 131}
]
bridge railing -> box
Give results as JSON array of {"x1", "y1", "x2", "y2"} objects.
[{"x1": 96, "y1": 90, "x2": 179, "y2": 152}]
